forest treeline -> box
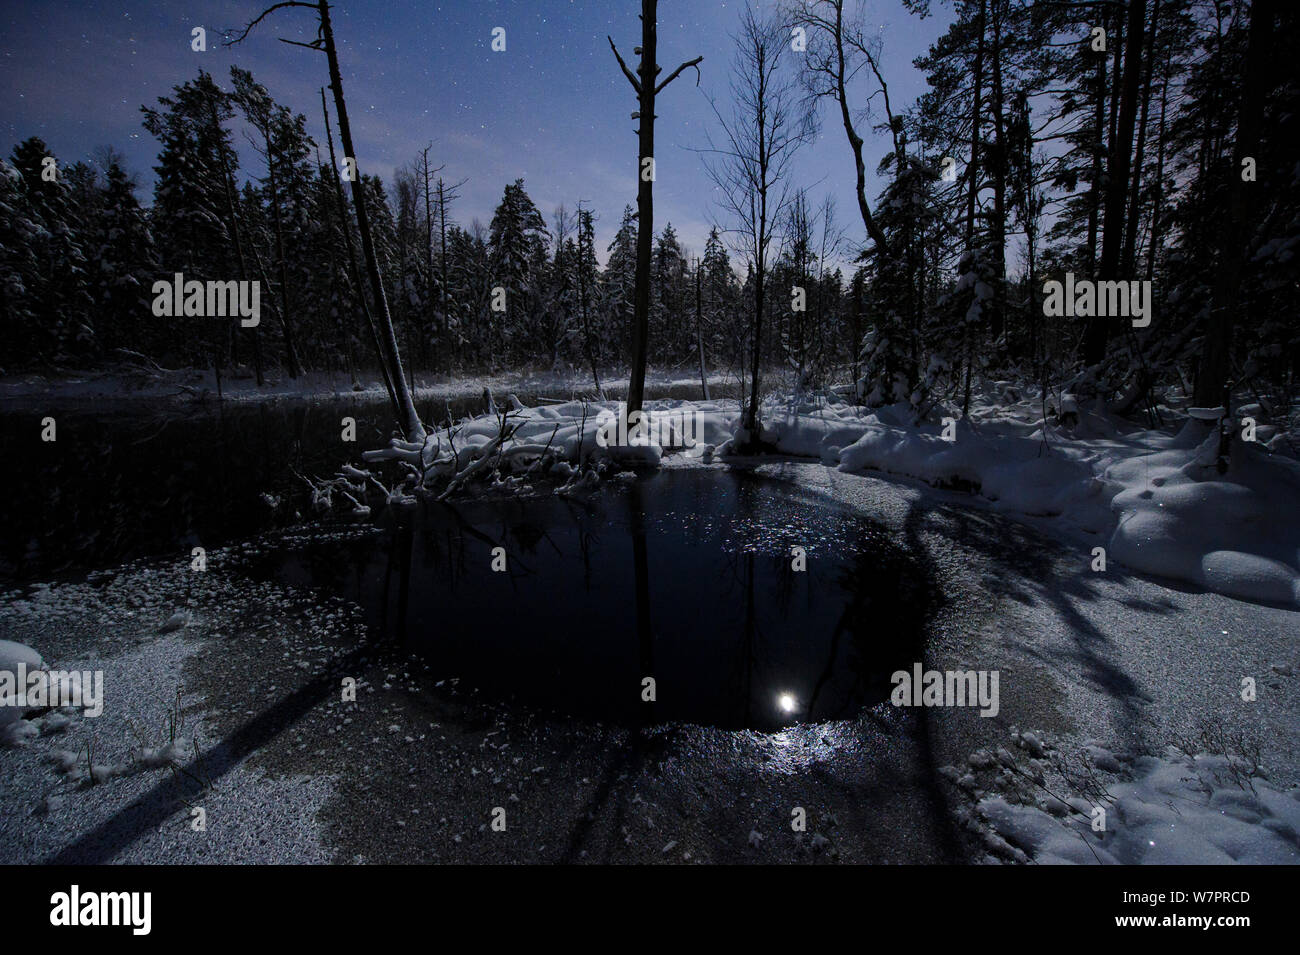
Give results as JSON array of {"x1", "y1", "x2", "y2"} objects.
[{"x1": 0, "y1": 0, "x2": 1295, "y2": 421}]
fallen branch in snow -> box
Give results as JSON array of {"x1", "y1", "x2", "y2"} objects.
[
  {"x1": 291, "y1": 466, "x2": 371, "y2": 517},
  {"x1": 437, "y1": 414, "x2": 522, "y2": 501}
]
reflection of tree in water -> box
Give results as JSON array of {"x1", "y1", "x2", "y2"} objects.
[
  {"x1": 628, "y1": 481, "x2": 655, "y2": 728},
  {"x1": 230, "y1": 468, "x2": 941, "y2": 730},
  {"x1": 804, "y1": 540, "x2": 940, "y2": 719},
  {"x1": 1, "y1": 398, "x2": 391, "y2": 582},
  {"x1": 707, "y1": 486, "x2": 942, "y2": 726}
]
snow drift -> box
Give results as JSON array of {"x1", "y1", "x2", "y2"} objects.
[{"x1": 353, "y1": 387, "x2": 1300, "y2": 607}]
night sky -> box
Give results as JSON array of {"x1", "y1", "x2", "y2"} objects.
[{"x1": 0, "y1": 0, "x2": 951, "y2": 261}]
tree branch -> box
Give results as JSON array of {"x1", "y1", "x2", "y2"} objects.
[
  {"x1": 608, "y1": 36, "x2": 641, "y2": 94},
  {"x1": 222, "y1": 1, "x2": 318, "y2": 46},
  {"x1": 655, "y1": 55, "x2": 704, "y2": 95},
  {"x1": 278, "y1": 37, "x2": 325, "y2": 52}
]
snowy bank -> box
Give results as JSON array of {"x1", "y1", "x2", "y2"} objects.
[
  {"x1": 754, "y1": 391, "x2": 1299, "y2": 607},
  {"x1": 945, "y1": 730, "x2": 1300, "y2": 865},
  {"x1": 347, "y1": 387, "x2": 1300, "y2": 607}
]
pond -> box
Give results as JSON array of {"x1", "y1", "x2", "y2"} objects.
[
  {"x1": 3, "y1": 396, "x2": 937, "y2": 730},
  {"x1": 235, "y1": 469, "x2": 936, "y2": 730}
]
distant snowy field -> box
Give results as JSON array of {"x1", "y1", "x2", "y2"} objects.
[{"x1": 0, "y1": 365, "x2": 737, "y2": 407}]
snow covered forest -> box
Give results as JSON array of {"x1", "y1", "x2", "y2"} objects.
[{"x1": 1, "y1": 0, "x2": 1295, "y2": 424}]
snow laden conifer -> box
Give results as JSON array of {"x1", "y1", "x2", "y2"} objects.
[
  {"x1": 602, "y1": 205, "x2": 638, "y2": 361},
  {"x1": 651, "y1": 222, "x2": 687, "y2": 363},
  {"x1": 6, "y1": 138, "x2": 94, "y2": 363},
  {"x1": 487, "y1": 179, "x2": 550, "y2": 351},
  {"x1": 92, "y1": 160, "x2": 158, "y2": 356},
  {"x1": 856, "y1": 149, "x2": 949, "y2": 413},
  {"x1": 700, "y1": 226, "x2": 738, "y2": 373}
]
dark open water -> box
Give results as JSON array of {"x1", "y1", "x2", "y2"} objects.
[{"x1": 2, "y1": 396, "x2": 936, "y2": 729}]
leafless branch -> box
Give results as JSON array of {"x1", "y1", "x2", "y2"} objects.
[
  {"x1": 607, "y1": 36, "x2": 641, "y2": 93},
  {"x1": 222, "y1": 1, "x2": 318, "y2": 47},
  {"x1": 655, "y1": 55, "x2": 704, "y2": 94}
]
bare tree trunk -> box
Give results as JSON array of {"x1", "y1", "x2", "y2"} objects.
[
  {"x1": 831, "y1": 1, "x2": 889, "y2": 255},
  {"x1": 695, "y1": 256, "x2": 709, "y2": 400},
  {"x1": 319, "y1": 0, "x2": 423, "y2": 440},
  {"x1": 1145, "y1": 44, "x2": 1171, "y2": 284},
  {"x1": 1124, "y1": 0, "x2": 1160, "y2": 277},
  {"x1": 749, "y1": 186, "x2": 769, "y2": 435},
  {"x1": 1086, "y1": 46, "x2": 1106, "y2": 275},
  {"x1": 320, "y1": 86, "x2": 400, "y2": 422},
  {"x1": 420, "y1": 145, "x2": 436, "y2": 368},
  {"x1": 438, "y1": 179, "x2": 448, "y2": 367},
  {"x1": 609, "y1": 0, "x2": 700, "y2": 419},
  {"x1": 432, "y1": 175, "x2": 464, "y2": 375},
  {"x1": 630, "y1": 2, "x2": 657, "y2": 419},
  {"x1": 265, "y1": 129, "x2": 303, "y2": 378},
  {"x1": 989, "y1": 0, "x2": 1007, "y2": 344},
  {"x1": 961, "y1": 0, "x2": 986, "y2": 417},
  {"x1": 207, "y1": 97, "x2": 264, "y2": 387}
]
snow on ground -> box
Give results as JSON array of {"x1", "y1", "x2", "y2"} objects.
[
  {"x1": 360, "y1": 383, "x2": 1300, "y2": 608},
  {"x1": 0, "y1": 532, "x2": 948, "y2": 864},
  {"x1": 0, "y1": 638, "x2": 46, "y2": 745},
  {"x1": 0, "y1": 365, "x2": 733, "y2": 408},
  {"x1": 2, "y1": 433, "x2": 1294, "y2": 863},
  {"x1": 0, "y1": 548, "x2": 350, "y2": 863},
  {"x1": 945, "y1": 729, "x2": 1300, "y2": 864}
]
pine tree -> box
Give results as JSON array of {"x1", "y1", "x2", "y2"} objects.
[
  {"x1": 7, "y1": 138, "x2": 93, "y2": 363},
  {"x1": 651, "y1": 222, "x2": 686, "y2": 363},
  {"x1": 575, "y1": 206, "x2": 603, "y2": 393},
  {"x1": 487, "y1": 178, "x2": 549, "y2": 358},
  {"x1": 603, "y1": 205, "x2": 639, "y2": 364},
  {"x1": 94, "y1": 160, "x2": 158, "y2": 356}
]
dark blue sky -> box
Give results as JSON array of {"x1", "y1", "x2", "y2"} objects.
[{"x1": 1, "y1": 0, "x2": 950, "y2": 262}]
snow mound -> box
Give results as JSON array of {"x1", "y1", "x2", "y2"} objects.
[
  {"x1": 0, "y1": 639, "x2": 45, "y2": 744},
  {"x1": 0, "y1": 639, "x2": 43, "y2": 675},
  {"x1": 760, "y1": 394, "x2": 1299, "y2": 606},
  {"x1": 1107, "y1": 425, "x2": 1300, "y2": 605},
  {"x1": 973, "y1": 747, "x2": 1300, "y2": 865},
  {"x1": 368, "y1": 399, "x2": 732, "y2": 471}
]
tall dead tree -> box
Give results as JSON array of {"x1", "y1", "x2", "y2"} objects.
[
  {"x1": 320, "y1": 87, "x2": 400, "y2": 422},
  {"x1": 609, "y1": 0, "x2": 702, "y2": 418},
  {"x1": 703, "y1": 1, "x2": 810, "y2": 438},
  {"x1": 416, "y1": 144, "x2": 444, "y2": 368},
  {"x1": 432, "y1": 174, "x2": 465, "y2": 372},
  {"x1": 226, "y1": 1, "x2": 424, "y2": 440},
  {"x1": 694, "y1": 255, "x2": 709, "y2": 400}
]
